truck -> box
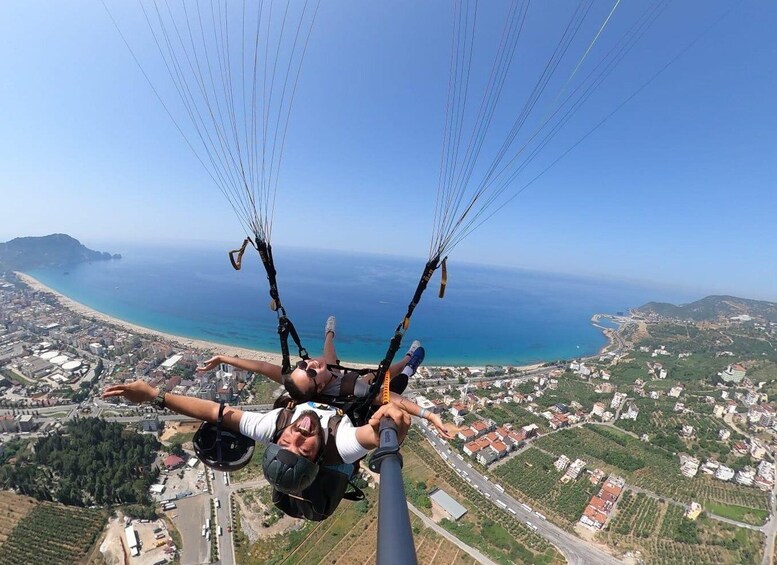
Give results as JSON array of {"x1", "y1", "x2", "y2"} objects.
[
  {"x1": 218, "y1": 526, "x2": 223, "y2": 536},
  {"x1": 494, "y1": 484, "x2": 505, "y2": 493},
  {"x1": 521, "y1": 503, "x2": 532, "y2": 512},
  {"x1": 214, "y1": 498, "x2": 220, "y2": 509},
  {"x1": 496, "y1": 500, "x2": 507, "y2": 509}
]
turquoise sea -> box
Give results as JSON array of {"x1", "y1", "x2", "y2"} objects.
[{"x1": 29, "y1": 244, "x2": 693, "y2": 366}]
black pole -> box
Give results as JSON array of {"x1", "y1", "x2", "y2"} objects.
[{"x1": 369, "y1": 418, "x2": 418, "y2": 565}]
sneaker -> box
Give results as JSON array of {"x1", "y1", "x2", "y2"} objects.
[
  {"x1": 325, "y1": 316, "x2": 336, "y2": 336},
  {"x1": 402, "y1": 346, "x2": 425, "y2": 377},
  {"x1": 406, "y1": 340, "x2": 421, "y2": 356}
]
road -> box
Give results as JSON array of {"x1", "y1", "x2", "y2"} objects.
[
  {"x1": 417, "y1": 424, "x2": 622, "y2": 565},
  {"x1": 212, "y1": 471, "x2": 236, "y2": 565}
]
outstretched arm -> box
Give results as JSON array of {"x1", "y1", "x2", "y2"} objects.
[
  {"x1": 197, "y1": 355, "x2": 283, "y2": 384},
  {"x1": 102, "y1": 380, "x2": 244, "y2": 432},
  {"x1": 387, "y1": 392, "x2": 454, "y2": 440}
]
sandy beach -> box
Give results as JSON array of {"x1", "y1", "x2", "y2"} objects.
[{"x1": 16, "y1": 271, "x2": 287, "y2": 365}]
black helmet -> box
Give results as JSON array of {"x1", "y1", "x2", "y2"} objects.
[
  {"x1": 193, "y1": 402, "x2": 255, "y2": 472},
  {"x1": 262, "y1": 443, "x2": 319, "y2": 494}
]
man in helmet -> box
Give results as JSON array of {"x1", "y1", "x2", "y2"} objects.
[
  {"x1": 101, "y1": 380, "x2": 412, "y2": 496},
  {"x1": 195, "y1": 316, "x2": 451, "y2": 439}
]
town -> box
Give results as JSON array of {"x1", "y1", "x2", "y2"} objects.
[{"x1": 2, "y1": 272, "x2": 777, "y2": 564}]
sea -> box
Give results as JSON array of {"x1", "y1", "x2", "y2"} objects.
[{"x1": 28, "y1": 244, "x2": 694, "y2": 367}]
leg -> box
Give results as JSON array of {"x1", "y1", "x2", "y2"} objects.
[{"x1": 323, "y1": 316, "x2": 337, "y2": 365}]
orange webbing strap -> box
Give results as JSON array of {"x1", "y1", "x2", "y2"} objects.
[
  {"x1": 438, "y1": 256, "x2": 448, "y2": 298},
  {"x1": 228, "y1": 238, "x2": 253, "y2": 271},
  {"x1": 381, "y1": 370, "x2": 391, "y2": 405}
]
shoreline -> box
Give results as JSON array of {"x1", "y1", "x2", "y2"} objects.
[
  {"x1": 14, "y1": 271, "x2": 616, "y2": 372},
  {"x1": 15, "y1": 272, "x2": 286, "y2": 366}
]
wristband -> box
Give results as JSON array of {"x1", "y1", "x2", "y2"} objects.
[
  {"x1": 153, "y1": 388, "x2": 167, "y2": 410},
  {"x1": 419, "y1": 408, "x2": 427, "y2": 418}
]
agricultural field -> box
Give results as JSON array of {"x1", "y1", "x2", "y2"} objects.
[
  {"x1": 607, "y1": 492, "x2": 662, "y2": 538},
  {"x1": 532, "y1": 378, "x2": 607, "y2": 411},
  {"x1": 491, "y1": 447, "x2": 598, "y2": 525},
  {"x1": 246, "y1": 374, "x2": 282, "y2": 404},
  {"x1": 0, "y1": 492, "x2": 36, "y2": 545},
  {"x1": 534, "y1": 425, "x2": 770, "y2": 513},
  {"x1": 402, "y1": 431, "x2": 563, "y2": 565},
  {"x1": 233, "y1": 486, "x2": 478, "y2": 565},
  {"x1": 0, "y1": 503, "x2": 107, "y2": 565},
  {"x1": 603, "y1": 499, "x2": 763, "y2": 564}
]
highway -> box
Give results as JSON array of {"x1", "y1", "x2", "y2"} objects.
[
  {"x1": 417, "y1": 423, "x2": 623, "y2": 565},
  {"x1": 212, "y1": 471, "x2": 236, "y2": 565}
]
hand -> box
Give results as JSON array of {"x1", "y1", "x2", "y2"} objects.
[
  {"x1": 428, "y1": 413, "x2": 454, "y2": 440},
  {"x1": 196, "y1": 355, "x2": 222, "y2": 372},
  {"x1": 368, "y1": 403, "x2": 412, "y2": 445},
  {"x1": 102, "y1": 380, "x2": 157, "y2": 405}
]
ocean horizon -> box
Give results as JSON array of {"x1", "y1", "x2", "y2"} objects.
[{"x1": 28, "y1": 244, "x2": 695, "y2": 366}]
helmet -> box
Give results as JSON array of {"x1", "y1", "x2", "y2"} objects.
[
  {"x1": 262, "y1": 443, "x2": 319, "y2": 494},
  {"x1": 193, "y1": 403, "x2": 255, "y2": 472}
]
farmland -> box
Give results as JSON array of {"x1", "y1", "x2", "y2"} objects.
[
  {"x1": 402, "y1": 431, "x2": 562, "y2": 565},
  {"x1": 0, "y1": 502, "x2": 107, "y2": 565},
  {"x1": 0, "y1": 492, "x2": 36, "y2": 545},
  {"x1": 603, "y1": 495, "x2": 763, "y2": 564},
  {"x1": 491, "y1": 447, "x2": 598, "y2": 524},
  {"x1": 534, "y1": 425, "x2": 770, "y2": 512},
  {"x1": 234, "y1": 485, "x2": 478, "y2": 565},
  {"x1": 233, "y1": 430, "x2": 562, "y2": 565}
]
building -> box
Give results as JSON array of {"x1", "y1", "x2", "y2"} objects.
[
  {"x1": 139, "y1": 414, "x2": 162, "y2": 433},
  {"x1": 679, "y1": 454, "x2": 700, "y2": 478},
  {"x1": 125, "y1": 525, "x2": 140, "y2": 557},
  {"x1": 163, "y1": 454, "x2": 185, "y2": 470},
  {"x1": 562, "y1": 459, "x2": 586, "y2": 482},
  {"x1": 17, "y1": 414, "x2": 35, "y2": 432},
  {"x1": 554, "y1": 455, "x2": 571, "y2": 472},
  {"x1": 715, "y1": 465, "x2": 735, "y2": 481},
  {"x1": 429, "y1": 489, "x2": 468, "y2": 521},
  {"x1": 680, "y1": 425, "x2": 694, "y2": 438},
  {"x1": 0, "y1": 415, "x2": 17, "y2": 433},
  {"x1": 685, "y1": 502, "x2": 702, "y2": 520},
  {"x1": 718, "y1": 363, "x2": 746, "y2": 385}
]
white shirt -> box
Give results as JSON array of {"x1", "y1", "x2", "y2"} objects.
[{"x1": 239, "y1": 402, "x2": 368, "y2": 464}]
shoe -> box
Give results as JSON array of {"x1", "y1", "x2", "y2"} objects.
[
  {"x1": 402, "y1": 346, "x2": 425, "y2": 377},
  {"x1": 406, "y1": 340, "x2": 421, "y2": 356},
  {"x1": 325, "y1": 316, "x2": 336, "y2": 336}
]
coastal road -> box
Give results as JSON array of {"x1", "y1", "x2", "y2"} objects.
[{"x1": 417, "y1": 424, "x2": 623, "y2": 565}]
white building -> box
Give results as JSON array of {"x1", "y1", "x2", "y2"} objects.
[
  {"x1": 554, "y1": 455, "x2": 571, "y2": 472},
  {"x1": 715, "y1": 466, "x2": 735, "y2": 481}
]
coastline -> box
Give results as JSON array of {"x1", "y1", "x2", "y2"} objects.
[
  {"x1": 15, "y1": 271, "x2": 286, "y2": 366},
  {"x1": 14, "y1": 271, "x2": 616, "y2": 372}
]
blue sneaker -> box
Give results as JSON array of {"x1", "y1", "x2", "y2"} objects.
[
  {"x1": 406, "y1": 340, "x2": 421, "y2": 356},
  {"x1": 403, "y1": 346, "x2": 425, "y2": 377}
]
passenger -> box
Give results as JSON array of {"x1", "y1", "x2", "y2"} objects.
[{"x1": 196, "y1": 316, "x2": 452, "y2": 439}]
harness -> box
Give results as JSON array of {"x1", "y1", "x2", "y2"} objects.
[{"x1": 230, "y1": 236, "x2": 446, "y2": 425}]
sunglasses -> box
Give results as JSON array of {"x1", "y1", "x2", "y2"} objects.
[{"x1": 296, "y1": 360, "x2": 318, "y2": 379}]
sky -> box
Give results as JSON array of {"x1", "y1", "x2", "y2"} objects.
[{"x1": 1, "y1": 1, "x2": 775, "y2": 302}]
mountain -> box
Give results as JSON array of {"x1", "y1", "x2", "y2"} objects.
[
  {"x1": 635, "y1": 295, "x2": 777, "y2": 322},
  {"x1": 0, "y1": 234, "x2": 121, "y2": 271}
]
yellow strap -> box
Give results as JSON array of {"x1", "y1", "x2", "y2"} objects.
[{"x1": 381, "y1": 370, "x2": 391, "y2": 404}]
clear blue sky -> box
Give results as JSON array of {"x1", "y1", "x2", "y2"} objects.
[{"x1": 1, "y1": 1, "x2": 775, "y2": 301}]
